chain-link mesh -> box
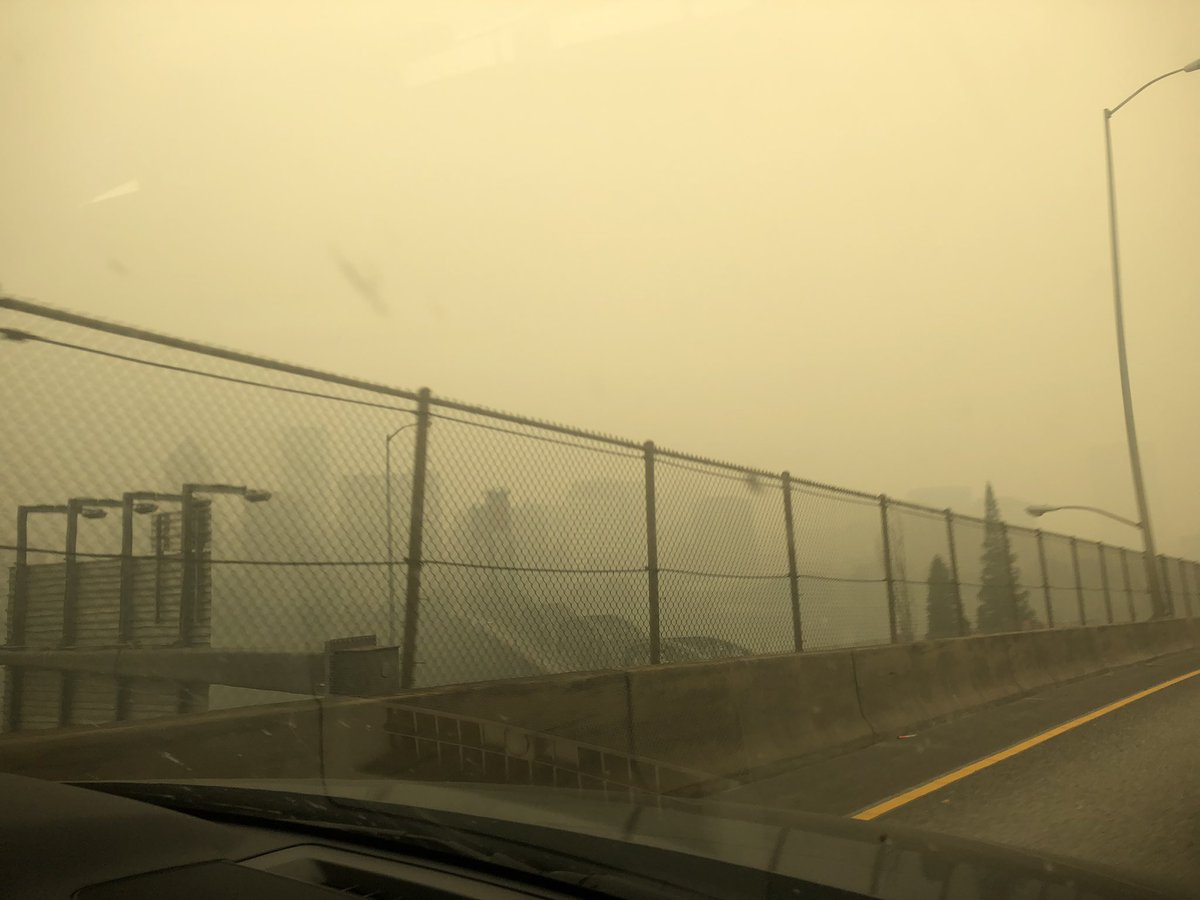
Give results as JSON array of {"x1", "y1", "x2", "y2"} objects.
[
  {"x1": 1160, "y1": 556, "x2": 1189, "y2": 619},
  {"x1": 1072, "y1": 540, "x2": 1111, "y2": 626},
  {"x1": 3, "y1": 301, "x2": 1199, "y2": 735},
  {"x1": 888, "y1": 504, "x2": 954, "y2": 641},
  {"x1": 416, "y1": 408, "x2": 648, "y2": 682},
  {"x1": 653, "y1": 457, "x2": 790, "y2": 659},
  {"x1": 789, "y1": 484, "x2": 889, "y2": 650},
  {"x1": 1005, "y1": 527, "x2": 1048, "y2": 628},
  {"x1": 1039, "y1": 532, "x2": 1081, "y2": 628},
  {"x1": 1122, "y1": 549, "x2": 1155, "y2": 621},
  {"x1": 948, "y1": 515, "x2": 985, "y2": 630}
]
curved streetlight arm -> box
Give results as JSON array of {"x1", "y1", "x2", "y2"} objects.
[
  {"x1": 1026, "y1": 504, "x2": 1141, "y2": 530},
  {"x1": 1107, "y1": 64, "x2": 1194, "y2": 117}
]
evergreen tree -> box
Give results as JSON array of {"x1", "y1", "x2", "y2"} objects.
[
  {"x1": 977, "y1": 483, "x2": 1036, "y2": 633},
  {"x1": 925, "y1": 554, "x2": 965, "y2": 639}
]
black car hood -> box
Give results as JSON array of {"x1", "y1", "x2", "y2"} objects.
[{"x1": 85, "y1": 776, "x2": 1175, "y2": 899}]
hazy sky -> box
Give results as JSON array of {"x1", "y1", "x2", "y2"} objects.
[{"x1": 2, "y1": 1, "x2": 1198, "y2": 554}]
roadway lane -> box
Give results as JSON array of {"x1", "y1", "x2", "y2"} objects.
[
  {"x1": 876, "y1": 664, "x2": 1200, "y2": 895},
  {"x1": 718, "y1": 650, "x2": 1200, "y2": 894}
]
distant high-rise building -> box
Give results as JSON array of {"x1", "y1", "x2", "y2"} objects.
[{"x1": 163, "y1": 437, "x2": 213, "y2": 490}]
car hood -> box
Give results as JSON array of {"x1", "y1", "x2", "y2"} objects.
[{"x1": 92, "y1": 776, "x2": 1174, "y2": 899}]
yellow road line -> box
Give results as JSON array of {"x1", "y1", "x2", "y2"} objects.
[{"x1": 852, "y1": 667, "x2": 1200, "y2": 821}]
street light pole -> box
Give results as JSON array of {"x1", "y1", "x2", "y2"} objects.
[
  {"x1": 62, "y1": 497, "x2": 127, "y2": 647},
  {"x1": 5, "y1": 503, "x2": 102, "y2": 732},
  {"x1": 1101, "y1": 57, "x2": 1200, "y2": 618},
  {"x1": 177, "y1": 483, "x2": 271, "y2": 646},
  {"x1": 385, "y1": 423, "x2": 417, "y2": 646},
  {"x1": 118, "y1": 491, "x2": 180, "y2": 644}
]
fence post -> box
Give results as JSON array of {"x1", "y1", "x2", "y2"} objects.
[
  {"x1": 879, "y1": 495, "x2": 899, "y2": 643},
  {"x1": 943, "y1": 510, "x2": 966, "y2": 636},
  {"x1": 1069, "y1": 537, "x2": 1086, "y2": 626},
  {"x1": 1035, "y1": 530, "x2": 1054, "y2": 629},
  {"x1": 644, "y1": 441, "x2": 661, "y2": 665},
  {"x1": 1177, "y1": 559, "x2": 1195, "y2": 619},
  {"x1": 1158, "y1": 556, "x2": 1176, "y2": 618},
  {"x1": 399, "y1": 387, "x2": 432, "y2": 690},
  {"x1": 780, "y1": 472, "x2": 804, "y2": 652},
  {"x1": 1120, "y1": 549, "x2": 1136, "y2": 621},
  {"x1": 1097, "y1": 542, "x2": 1114, "y2": 625}
]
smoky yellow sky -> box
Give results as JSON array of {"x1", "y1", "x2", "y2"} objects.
[{"x1": 2, "y1": 1, "x2": 1198, "y2": 554}]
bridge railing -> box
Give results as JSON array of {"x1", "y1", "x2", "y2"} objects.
[{"x1": 2, "y1": 296, "x2": 1198, "y2": 733}]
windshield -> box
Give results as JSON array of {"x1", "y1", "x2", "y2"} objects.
[{"x1": 2, "y1": 2, "x2": 1199, "y2": 896}]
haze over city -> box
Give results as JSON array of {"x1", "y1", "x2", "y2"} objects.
[{"x1": 3, "y1": 0, "x2": 1199, "y2": 554}]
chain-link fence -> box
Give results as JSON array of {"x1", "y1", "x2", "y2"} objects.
[{"x1": 2, "y1": 298, "x2": 1198, "y2": 731}]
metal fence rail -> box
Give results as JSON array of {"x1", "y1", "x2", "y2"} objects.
[{"x1": 2, "y1": 297, "x2": 1198, "y2": 731}]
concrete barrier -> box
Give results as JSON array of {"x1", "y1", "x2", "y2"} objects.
[
  {"x1": 3, "y1": 618, "x2": 1198, "y2": 788},
  {"x1": 399, "y1": 669, "x2": 634, "y2": 755},
  {"x1": 729, "y1": 650, "x2": 871, "y2": 770},
  {"x1": 852, "y1": 635, "x2": 1023, "y2": 736}
]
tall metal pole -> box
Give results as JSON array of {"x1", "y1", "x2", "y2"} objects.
[
  {"x1": 62, "y1": 501, "x2": 84, "y2": 648},
  {"x1": 399, "y1": 389, "x2": 432, "y2": 689},
  {"x1": 6, "y1": 505, "x2": 69, "y2": 732},
  {"x1": 780, "y1": 472, "x2": 804, "y2": 652},
  {"x1": 384, "y1": 423, "x2": 416, "y2": 647},
  {"x1": 943, "y1": 510, "x2": 966, "y2": 636},
  {"x1": 60, "y1": 499, "x2": 110, "y2": 647},
  {"x1": 117, "y1": 492, "x2": 175, "y2": 643},
  {"x1": 178, "y1": 486, "x2": 197, "y2": 645},
  {"x1": 119, "y1": 495, "x2": 136, "y2": 643},
  {"x1": 879, "y1": 496, "x2": 899, "y2": 644},
  {"x1": 386, "y1": 433, "x2": 394, "y2": 646},
  {"x1": 643, "y1": 441, "x2": 662, "y2": 664},
  {"x1": 1102, "y1": 75, "x2": 1187, "y2": 616}
]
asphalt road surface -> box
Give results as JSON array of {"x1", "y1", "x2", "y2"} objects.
[{"x1": 719, "y1": 649, "x2": 1200, "y2": 895}]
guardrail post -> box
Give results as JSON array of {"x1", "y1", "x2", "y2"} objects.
[
  {"x1": 879, "y1": 495, "x2": 899, "y2": 643},
  {"x1": 1069, "y1": 537, "x2": 1086, "y2": 626},
  {"x1": 643, "y1": 441, "x2": 661, "y2": 665},
  {"x1": 780, "y1": 472, "x2": 804, "y2": 652},
  {"x1": 1097, "y1": 542, "x2": 1114, "y2": 625},
  {"x1": 1177, "y1": 559, "x2": 1195, "y2": 619},
  {"x1": 399, "y1": 387, "x2": 432, "y2": 690},
  {"x1": 944, "y1": 510, "x2": 966, "y2": 636},
  {"x1": 1158, "y1": 556, "x2": 1176, "y2": 618},
  {"x1": 1035, "y1": 530, "x2": 1054, "y2": 629},
  {"x1": 1120, "y1": 549, "x2": 1136, "y2": 621}
]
